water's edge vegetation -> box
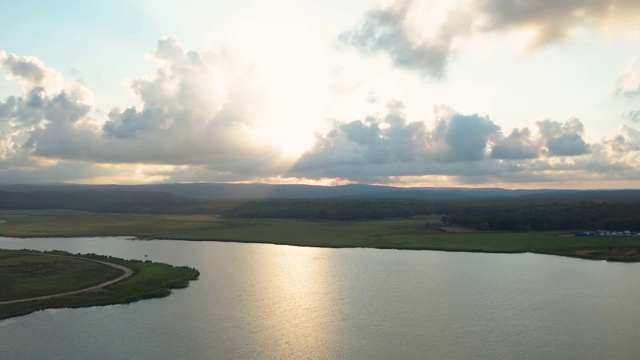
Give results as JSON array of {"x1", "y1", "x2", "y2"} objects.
[
  {"x1": 0, "y1": 249, "x2": 200, "y2": 320},
  {"x1": 1, "y1": 211, "x2": 639, "y2": 263}
]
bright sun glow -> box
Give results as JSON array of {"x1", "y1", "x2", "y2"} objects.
[
  {"x1": 1, "y1": 0, "x2": 639, "y2": 186},
  {"x1": 225, "y1": 20, "x2": 331, "y2": 158}
]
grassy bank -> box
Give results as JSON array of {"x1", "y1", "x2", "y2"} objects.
[
  {"x1": 0, "y1": 249, "x2": 199, "y2": 320},
  {"x1": 1, "y1": 211, "x2": 639, "y2": 262},
  {"x1": 0, "y1": 253, "x2": 122, "y2": 301}
]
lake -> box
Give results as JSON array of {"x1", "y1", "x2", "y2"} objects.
[{"x1": 1, "y1": 236, "x2": 639, "y2": 359}]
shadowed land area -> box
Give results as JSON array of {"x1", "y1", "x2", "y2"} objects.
[
  {"x1": 1, "y1": 211, "x2": 639, "y2": 262},
  {"x1": 1, "y1": 186, "x2": 639, "y2": 231},
  {"x1": 0, "y1": 249, "x2": 199, "y2": 320},
  {"x1": 0, "y1": 253, "x2": 125, "y2": 302}
]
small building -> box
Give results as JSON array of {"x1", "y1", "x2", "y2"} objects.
[{"x1": 575, "y1": 231, "x2": 595, "y2": 236}]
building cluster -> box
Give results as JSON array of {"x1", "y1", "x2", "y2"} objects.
[{"x1": 574, "y1": 230, "x2": 639, "y2": 237}]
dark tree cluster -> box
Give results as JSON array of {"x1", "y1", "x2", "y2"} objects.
[
  {"x1": 442, "y1": 201, "x2": 640, "y2": 231},
  {"x1": 1, "y1": 189, "x2": 639, "y2": 231}
]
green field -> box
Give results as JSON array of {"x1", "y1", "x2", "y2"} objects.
[
  {"x1": 0, "y1": 249, "x2": 199, "y2": 320},
  {"x1": 0, "y1": 253, "x2": 122, "y2": 301},
  {"x1": 1, "y1": 211, "x2": 639, "y2": 262}
]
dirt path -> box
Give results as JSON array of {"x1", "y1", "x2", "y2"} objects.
[{"x1": 0, "y1": 254, "x2": 134, "y2": 306}]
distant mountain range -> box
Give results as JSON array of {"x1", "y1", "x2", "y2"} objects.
[{"x1": 0, "y1": 183, "x2": 639, "y2": 201}]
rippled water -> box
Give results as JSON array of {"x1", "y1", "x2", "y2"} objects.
[{"x1": 1, "y1": 237, "x2": 639, "y2": 359}]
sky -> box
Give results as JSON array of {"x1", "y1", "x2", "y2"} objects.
[{"x1": 1, "y1": 0, "x2": 639, "y2": 189}]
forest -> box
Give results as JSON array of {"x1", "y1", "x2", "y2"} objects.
[
  {"x1": 1, "y1": 188, "x2": 639, "y2": 232},
  {"x1": 440, "y1": 201, "x2": 640, "y2": 231},
  {"x1": 220, "y1": 198, "x2": 640, "y2": 231}
]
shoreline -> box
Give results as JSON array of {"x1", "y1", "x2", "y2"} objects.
[
  {"x1": 0, "y1": 249, "x2": 199, "y2": 320},
  {"x1": 2, "y1": 233, "x2": 640, "y2": 263},
  {"x1": 0, "y1": 253, "x2": 134, "y2": 305},
  {"x1": 1, "y1": 212, "x2": 639, "y2": 263}
]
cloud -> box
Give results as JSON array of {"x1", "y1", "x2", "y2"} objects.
[
  {"x1": 295, "y1": 103, "x2": 590, "y2": 175},
  {"x1": 103, "y1": 36, "x2": 237, "y2": 142},
  {"x1": 1, "y1": 38, "x2": 287, "y2": 180},
  {"x1": 614, "y1": 61, "x2": 640, "y2": 124},
  {"x1": 103, "y1": 107, "x2": 160, "y2": 139},
  {"x1": 291, "y1": 102, "x2": 501, "y2": 179},
  {"x1": 1, "y1": 38, "x2": 638, "y2": 187},
  {"x1": 293, "y1": 102, "x2": 426, "y2": 170},
  {"x1": 491, "y1": 118, "x2": 591, "y2": 160},
  {"x1": 623, "y1": 111, "x2": 640, "y2": 123},
  {"x1": 290, "y1": 104, "x2": 604, "y2": 184},
  {"x1": 342, "y1": 0, "x2": 640, "y2": 77},
  {"x1": 537, "y1": 118, "x2": 589, "y2": 156},
  {"x1": 153, "y1": 36, "x2": 189, "y2": 63},
  {"x1": 602, "y1": 125, "x2": 640, "y2": 153},
  {"x1": 475, "y1": 0, "x2": 640, "y2": 46},
  {"x1": 613, "y1": 61, "x2": 640, "y2": 98},
  {"x1": 0, "y1": 52, "x2": 86, "y2": 169},
  {"x1": 0, "y1": 38, "x2": 302, "y2": 184},
  {"x1": 339, "y1": 1, "x2": 463, "y2": 78},
  {"x1": 490, "y1": 128, "x2": 539, "y2": 160},
  {"x1": 1, "y1": 51, "x2": 47, "y2": 85},
  {"x1": 0, "y1": 50, "x2": 64, "y2": 92},
  {"x1": 430, "y1": 109, "x2": 500, "y2": 162}
]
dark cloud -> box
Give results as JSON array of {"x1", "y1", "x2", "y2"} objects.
[
  {"x1": 291, "y1": 103, "x2": 500, "y2": 180},
  {"x1": 45, "y1": 89, "x2": 91, "y2": 124},
  {"x1": 476, "y1": 0, "x2": 640, "y2": 46},
  {"x1": 492, "y1": 118, "x2": 592, "y2": 159},
  {"x1": 430, "y1": 113, "x2": 500, "y2": 162},
  {"x1": 342, "y1": 0, "x2": 640, "y2": 77},
  {"x1": 0, "y1": 53, "x2": 47, "y2": 85},
  {"x1": 103, "y1": 107, "x2": 164, "y2": 139},
  {"x1": 25, "y1": 87, "x2": 46, "y2": 108},
  {"x1": 293, "y1": 102, "x2": 429, "y2": 170},
  {"x1": 491, "y1": 128, "x2": 540, "y2": 160},
  {"x1": 537, "y1": 118, "x2": 589, "y2": 156},
  {"x1": 546, "y1": 133, "x2": 589, "y2": 156},
  {"x1": 290, "y1": 107, "x2": 605, "y2": 184},
  {"x1": 0, "y1": 94, "x2": 43, "y2": 128},
  {"x1": 340, "y1": 1, "x2": 464, "y2": 78}
]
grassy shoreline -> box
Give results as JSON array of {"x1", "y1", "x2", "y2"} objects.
[
  {"x1": 1, "y1": 211, "x2": 640, "y2": 262},
  {"x1": 0, "y1": 252, "x2": 124, "y2": 302},
  {"x1": 0, "y1": 249, "x2": 199, "y2": 320}
]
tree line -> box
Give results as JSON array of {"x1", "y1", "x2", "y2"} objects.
[
  {"x1": 441, "y1": 201, "x2": 640, "y2": 231},
  {"x1": 1, "y1": 190, "x2": 638, "y2": 231}
]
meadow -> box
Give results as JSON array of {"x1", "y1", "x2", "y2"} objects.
[
  {"x1": 0, "y1": 248, "x2": 199, "y2": 320},
  {"x1": 0, "y1": 252, "x2": 122, "y2": 301},
  {"x1": 1, "y1": 210, "x2": 639, "y2": 261}
]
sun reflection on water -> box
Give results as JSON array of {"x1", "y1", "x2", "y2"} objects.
[{"x1": 244, "y1": 245, "x2": 339, "y2": 358}]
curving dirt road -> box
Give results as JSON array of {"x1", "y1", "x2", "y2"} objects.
[{"x1": 0, "y1": 254, "x2": 134, "y2": 306}]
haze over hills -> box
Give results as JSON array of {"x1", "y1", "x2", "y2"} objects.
[{"x1": 1, "y1": 183, "x2": 639, "y2": 201}]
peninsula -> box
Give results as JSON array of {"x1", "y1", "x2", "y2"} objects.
[{"x1": 0, "y1": 249, "x2": 199, "y2": 320}]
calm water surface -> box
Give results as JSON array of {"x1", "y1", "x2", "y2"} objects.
[{"x1": 0, "y1": 236, "x2": 639, "y2": 359}]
